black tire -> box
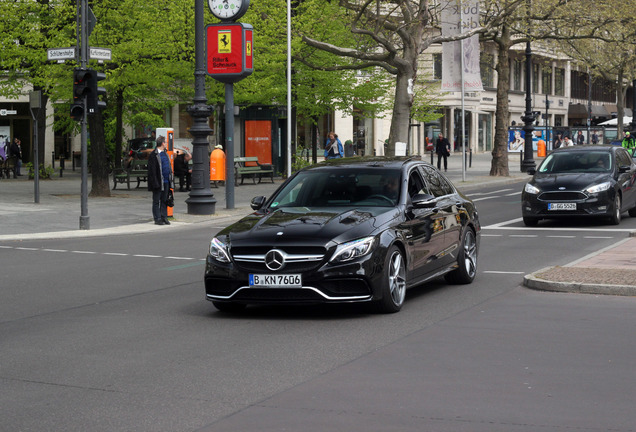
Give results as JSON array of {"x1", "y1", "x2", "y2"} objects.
[
  {"x1": 212, "y1": 301, "x2": 247, "y2": 313},
  {"x1": 445, "y1": 227, "x2": 478, "y2": 284},
  {"x1": 523, "y1": 217, "x2": 539, "y2": 227},
  {"x1": 375, "y1": 245, "x2": 406, "y2": 314},
  {"x1": 608, "y1": 193, "x2": 622, "y2": 225}
]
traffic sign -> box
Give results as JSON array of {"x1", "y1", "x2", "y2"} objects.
[
  {"x1": 47, "y1": 48, "x2": 76, "y2": 62},
  {"x1": 89, "y1": 47, "x2": 111, "y2": 61}
]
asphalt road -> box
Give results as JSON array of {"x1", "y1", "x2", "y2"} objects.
[{"x1": 2, "y1": 180, "x2": 636, "y2": 432}]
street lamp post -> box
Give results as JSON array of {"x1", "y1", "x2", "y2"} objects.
[
  {"x1": 186, "y1": 0, "x2": 216, "y2": 215},
  {"x1": 521, "y1": 40, "x2": 536, "y2": 173}
]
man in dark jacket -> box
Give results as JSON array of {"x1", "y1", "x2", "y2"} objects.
[
  {"x1": 147, "y1": 136, "x2": 172, "y2": 225},
  {"x1": 9, "y1": 137, "x2": 23, "y2": 176},
  {"x1": 435, "y1": 133, "x2": 451, "y2": 172}
]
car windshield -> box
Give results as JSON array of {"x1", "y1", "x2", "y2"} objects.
[
  {"x1": 269, "y1": 168, "x2": 401, "y2": 209},
  {"x1": 538, "y1": 151, "x2": 612, "y2": 174}
]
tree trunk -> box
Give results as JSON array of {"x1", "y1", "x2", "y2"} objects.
[
  {"x1": 491, "y1": 31, "x2": 512, "y2": 176},
  {"x1": 387, "y1": 69, "x2": 415, "y2": 156},
  {"x1": 89, "y1": 109, "x2": 111, "y2": 197}
]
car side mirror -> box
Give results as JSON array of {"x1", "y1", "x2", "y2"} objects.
[
  {"x1": 619, "y1": 165, "x2": 631, "y2": 173},
  {"x1": 411, "y1": 193, "x2": 437, "y2": 209},
  {"x1": 527, "y1": 168, "x2": 536, "y2": 175},
  {"x1": 250, "y1": 196, "x2": 267, "y2": 210}
]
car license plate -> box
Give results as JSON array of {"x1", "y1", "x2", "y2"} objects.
[
  {"x1": 249, "y1": 274, "x2": 302, "y2": 288},
  {"x1": 548, "y1": 203, "x2": 576, "y2": 210}
]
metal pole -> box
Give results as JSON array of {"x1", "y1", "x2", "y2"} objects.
[
  {"x1": 460, "y1": 3, "x2": 466, "y2": 181},
  {"x1": 286, "y1": 0, "x2": 292, "y2": 178},
  {"x1": 79, "y1": 0, "x2": 89, "y2": 229},
  {"x1": 587, "y1": 68, "x2": 592, "y2": 144},
  {"x1": 186, "y1": 0, "x2": 216, "y2": 214},
  {"x1": 521, "y1": 39, "x2": 536, "y2": 173},
  {"x1": 224, "y1": 85, "x2": 235, "y2": 209}
]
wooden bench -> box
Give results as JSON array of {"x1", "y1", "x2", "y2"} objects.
[
  {"x1": 234, "y1": 156, "x2": 274, "y2": 185},
  {"x1": 1, "y1": 156, "x2": 17, "y2": 179},
  {"x1": 112, "y1": 159, "x2": 149, "y2": 190}
]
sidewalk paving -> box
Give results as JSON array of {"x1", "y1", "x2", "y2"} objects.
[{"x1": 2, "y1": 151, "x2": 635, "y2": 295}]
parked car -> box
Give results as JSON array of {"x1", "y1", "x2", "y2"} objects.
[
  {"x1": 521, "y1": 145, "x2": 636, "y2": 226},
  {"x1": 123, "y1": 138, "x2": 155, "y2": 167},
  {"x1": 204, "y1": 157, "x2": 481, "y2": 314}
]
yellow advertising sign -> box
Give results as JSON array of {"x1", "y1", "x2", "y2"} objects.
[{"x1": 218, "y1": 30, "x2": 232, "y2": 54}]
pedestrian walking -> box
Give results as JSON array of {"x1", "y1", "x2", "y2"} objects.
[
  {"x1": 435, "y1": 133, "x2": 451, "y2": 171},
  {"x1": 563, "y1": 136, "x2": 574, "y2": 147},
  {"x1": 147, "y1": 136, "x2": 173, "y2": 225},
  {"x1": 553, "y1": 133, "x2": 563, "y2": 149},
  {"x1": 324, "y1": 132, "x2": 344, "y2": 159}
]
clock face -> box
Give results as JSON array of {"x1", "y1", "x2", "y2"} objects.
[{"x1": 208, "y1": 0, "x2": 245, "y2": 20}]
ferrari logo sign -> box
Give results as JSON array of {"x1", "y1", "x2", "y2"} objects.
[{"x1": 218, "y1": 30, "x2": 232, "y2": 54}]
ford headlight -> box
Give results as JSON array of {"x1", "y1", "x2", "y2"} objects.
[
  {"x1": 586, "y1": 182, "x2": 611, "y2": 194},
  {"x1": 524, "y1": 183, "x2": 540, "y2": 194},
  {"x1": 209, "y1": 237, "x2": 231, "y2": 263},
  {"x1": 330, "y1": 237, "x2": 376, "y2": 264}
]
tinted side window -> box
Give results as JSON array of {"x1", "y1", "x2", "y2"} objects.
[
  {"x1": 420, "y1": 166, "x2": 454, "y2": 197},
  {"x1": 616, "y1": 149, "x2": 631, "y2": 167},
  {"x1": 407, "y1": 169, "x2": 429, "y2": 198}
]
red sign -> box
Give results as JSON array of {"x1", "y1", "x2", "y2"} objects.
[{"x1": 206, "y1": 23, "x2": 253, "y2": 83}]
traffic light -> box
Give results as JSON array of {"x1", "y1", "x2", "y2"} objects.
[
  {"x1": 70, "y1": 68, "x2": 90, "y2": 121},
  {"x1": 87, "y1": 70, "x2": 107, "y2": 112}
]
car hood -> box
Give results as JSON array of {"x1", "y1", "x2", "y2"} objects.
[
  {"x1": 532, "y1": 172, "x2": 613, "y2": 191},
  {"x1": 220, "y1": 207, "x2": 401, "y2": 247}
]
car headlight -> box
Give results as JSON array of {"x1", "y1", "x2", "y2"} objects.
[
  {"x1": 330, "y1": 237, "x2": 376, "y2": 264},
  {"x1": 586, "y1": 182, "x2": 611, "y2": 194},
  {"x1": 524, "y1": 183, "x2": 540, "y2": 194},
  {"x1": 209, "y1": 237, "x2": 231, "y2": 263}
]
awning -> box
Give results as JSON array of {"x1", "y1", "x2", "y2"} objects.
[
  {"x1": 604, "y1": 104, "x2": 618, "y2": 116},
  {"x1": 568, "y1": 103, "x2": 588, "y2": 118},
  {"x1": 591, "y1": 105, "x2": 609, "y2": 118}
]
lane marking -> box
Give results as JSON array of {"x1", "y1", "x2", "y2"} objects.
[
  {"x1": 547, "y1": 235, "x2": 576, "y2": 238},
  {"x1": 71, "y1": 250, "x2": 97, "y2": 254},
  {"x1": 103, "y1": 252, "x2": 129, "y2": 256},
  {"x1": 483, "y1": 271, "x2": 525, "y2": 274},
  {"x1": 510, "y1": 235, "x2": 538, "y2": 238},
  {"x1": 134, "y1": 254, "x2": 162, "y2": 258},
  {"x1": 165, "y1": 256, "x2": 195, "y2": 260},
  {"x1": 470, "y1": 189, "x2": 514, "y2": 196},
  {"x1": 42, "y1": 249, "x2": 68, "y2": 252}
]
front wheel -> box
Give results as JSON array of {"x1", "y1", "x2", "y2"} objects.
[
  {"x1": 523, "y1": 217, "x2": 539, "y2": 227},
  {"x1": 445, "y1": 227, "x2": 478, "y2": 284},
  {"x1": 375, "y1": 245, "x2": 406, "y2": 314},
  {"x1": 608, "y1": 194, "x2": 622, "y2": 225}
]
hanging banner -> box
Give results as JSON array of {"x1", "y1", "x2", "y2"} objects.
[{"x1": 440, "y1": 0, "x2": 483, "y2": 92}]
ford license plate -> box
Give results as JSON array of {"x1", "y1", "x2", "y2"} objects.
[
  {"x1": 548, "y1": 203, "x2": 576, "y2": 210},
  {"x1": 249, "y1": 274, "x2": 302, "y2": 288}
]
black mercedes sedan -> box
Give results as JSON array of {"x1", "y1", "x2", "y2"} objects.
[
  {"x1": 205, "y1": 157, "x2": 481, "y2": 313},
  {"x1": 521, "y1": 145, "x2": 636, "y2": 226}
]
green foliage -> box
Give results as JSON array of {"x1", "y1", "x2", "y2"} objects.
[
  {"x1": 25, "y1": 162, "x2": 55, "y2": 180},
  {"x1": 292, "y1": 145, "x2": 313, "y2": 173}
]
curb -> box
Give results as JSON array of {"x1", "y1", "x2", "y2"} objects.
[{"x1": 523, "y1": 269, "x2": 636, "y2": 297}]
